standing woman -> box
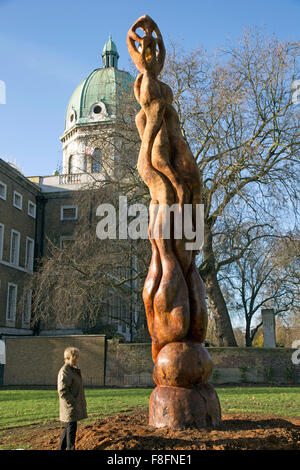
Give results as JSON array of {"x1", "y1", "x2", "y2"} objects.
[{"x1": 57, "y1": 346, "x2": 88, "y2": 450}]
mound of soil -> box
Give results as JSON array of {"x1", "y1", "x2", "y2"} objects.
[{"x1": 2, "y1": 410, "x2": 300, "y2": 450}]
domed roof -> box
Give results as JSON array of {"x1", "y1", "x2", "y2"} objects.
[{"x1": 63, "y1": 37, "x2": 134, "y2": 133}]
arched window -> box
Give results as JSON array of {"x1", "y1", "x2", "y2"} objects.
[
  {"x1": 68, "y1": 155, "x2": 86, "y2": 174},
  {"x1": 68, "y1": 155, "x2": 75, "y2": 174},
  {"x1": 92, "y1": 148, "x2": 102, "y2": 173}
]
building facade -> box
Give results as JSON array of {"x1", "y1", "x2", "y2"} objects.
[
  {"x1": 0, "y1": 159, "x2": 40, "y2": 336},
  {"x1": 0, "y1": 36, "x2": 142, "y2": 341}
]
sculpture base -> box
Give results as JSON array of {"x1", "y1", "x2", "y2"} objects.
[{"x1": 149, "y1": 383, "x2": 221, "y2": 430}]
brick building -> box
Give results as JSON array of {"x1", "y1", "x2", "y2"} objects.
[
  {"x1": 0, "y1": 159, "x2": 40, "y2": 336},
  {"x1": 0, "y1": 36, "x2": 142, "y2": 341}
]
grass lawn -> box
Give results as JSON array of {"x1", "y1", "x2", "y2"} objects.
[{"x1": 0, "y1": 386, "x2": 299, "y2": 430}]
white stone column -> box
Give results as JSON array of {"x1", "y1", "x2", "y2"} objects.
[
  {"x1": 262, "y1": 308, "x2": 276, "y2": 347},
  {"x1": 76, "y1": 137, "x2": 87, "y2": 173}
]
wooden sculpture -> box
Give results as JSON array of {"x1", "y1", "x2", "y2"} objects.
[{"x1": 127, "y1": 15, "x2": 221, "y2": 429}]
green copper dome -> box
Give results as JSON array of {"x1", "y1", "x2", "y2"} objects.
[{"x1": 63, "y1": 36, "x2": 134, "y2": 133}]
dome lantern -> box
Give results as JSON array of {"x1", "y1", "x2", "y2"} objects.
[{"x1": 102, "y1": 34, "x2": 119, "y2": 68}]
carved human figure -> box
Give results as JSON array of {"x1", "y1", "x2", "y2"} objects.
[{"x1": 127, "y1": 15, "x2": 221, "y2": 429}]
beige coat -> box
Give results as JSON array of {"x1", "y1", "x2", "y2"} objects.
[{"x1": 57, "y1": 363, "x2": 88, "y2": 423}]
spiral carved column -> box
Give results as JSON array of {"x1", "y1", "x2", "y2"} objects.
[{"x1": 127, "y1": 15, "x2": 221, "y2": 430}]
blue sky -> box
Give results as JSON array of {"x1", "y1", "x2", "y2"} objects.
[{"x1": 0, "y1": 0, "x2": 299, "y2": 176}]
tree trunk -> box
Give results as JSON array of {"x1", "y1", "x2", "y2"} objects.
[
  {"x1": 245, "y1": 320, "x2": 252, "y2": 347},
  {"x1": 200, "y1": 223, "x2": 237, "y2": 347}
]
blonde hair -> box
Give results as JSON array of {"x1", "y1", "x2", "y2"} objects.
[{"x1": 64, "y1": 346, "x2": 79, "y2": 364}]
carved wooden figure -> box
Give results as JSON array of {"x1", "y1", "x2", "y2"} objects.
[{"x1": 127, "y1": 15, "x2": 221, "y2": 429}]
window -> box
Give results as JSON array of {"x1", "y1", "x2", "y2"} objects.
[
  {"x1": 25, "y1": 237, "x2": 34, "y2": 271},
  {"x1": 92, "y1": 148, "x2": 102, "y2": 173},
  {"x1": 93, "y1": 105, "x2": 102, "y2": 114},
  {"x1": 0, "y1": 223, "x2": 4, "y2": 260},
  {"x1": 23, "y1": 289, "x2": 32, "y2": 324},
  {"x1": 6, "y1": 283, "x2": 17, "y2": 322},
  {"x1": 10, "y1": 230, "x2": 20, "y2": 266},
  {"x1": 68, "y1": 155, "x2": 85, "y2": 174},
  {"x1": 68, "y1": 155, "x2": 74, "y2": 174},
  {"x1": 13, "y1": 191, "x2": 23, "y2": 210},
  {"x1": 0, "y1": 181, "x2": 7, "y2": 200},
  {"x1": 60, "y1": 205, "x2": 78, "y2": 221},
  {"x1": 60, "y1": 236, "x2": 75, "y2": 250},
  {"x1": 126, "y1": 266, "x2": 132, "y2": 279},
  {"x1": 108, "y1": 298, "x2": 114, "y2": 323},
  {"x1": 28, "y1": 200, "x2": 36, "y2": 218},
  {"x1": 0, "y1": 323, "x2": 5, "y2": 364}
]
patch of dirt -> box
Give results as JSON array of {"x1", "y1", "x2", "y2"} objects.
[{"x1": 1, "y1": 410, "x2": 300, "y2": 450}]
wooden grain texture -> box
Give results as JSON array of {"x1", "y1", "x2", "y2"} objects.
[{"x1": 127, "y1": 15, "x2": 221, "y2": 429}]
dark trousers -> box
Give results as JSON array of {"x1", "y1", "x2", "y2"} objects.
[{"x1": 59, "y1": 421, "x2": 77, "y2": 450}]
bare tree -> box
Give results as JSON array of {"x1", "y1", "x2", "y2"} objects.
[
  {"x1": 162, "y1": 30, "x2": 300, "y2": 345},
  {"x1": 29, "y1": 30, "x2": 300, "y2": 345},
  {"x1": 29, "y1": 182, "x2": 151, "y2": 339},
  {"x1": 221, "y1": 230, "x2": 300, "y2": 346}
]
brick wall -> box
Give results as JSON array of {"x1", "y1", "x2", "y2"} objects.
[
  {"x1": 105, "y1": 342, "x2": 300, "y2": 386},
  {"x1": 3, "y1": 336, "x2": 300, "y2": 386},
  {"x1": 105, "y1": 340, "x2": 154, "y2": 387},
  {"x1": 3, "y1": 335, "x2": 106, "y2": 386},
  {"x1": 208, "y1": 347, "x2": 300, "y2": 384},
  {"x1": 0, "y1": 159, "x2": 40, "y2": 332},
  {"x1": 42, "y1": 191, "x2": 77, "y2": 256}
]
